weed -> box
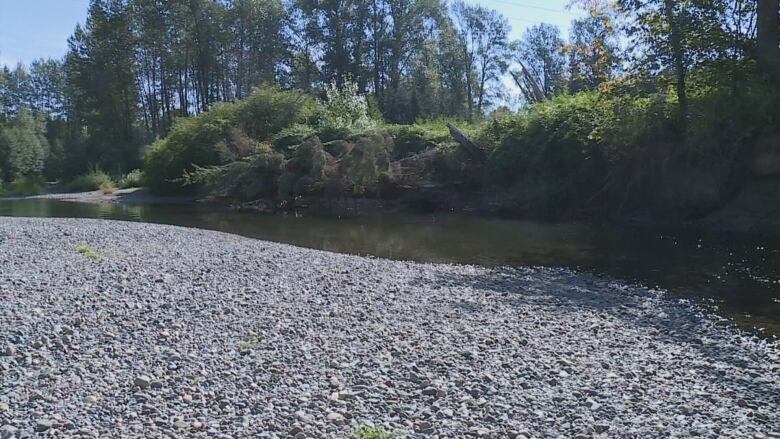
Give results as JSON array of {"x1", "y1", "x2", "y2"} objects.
[
  {"x1": 76, "y1": 245, "x2": 100, "y2": 259},
  {"x1": 352, "y1": 425, "x2": 398, "y2": 439}
]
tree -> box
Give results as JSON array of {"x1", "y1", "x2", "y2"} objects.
[
  {"x1": 227, "y1": 0, "x2": 287, "y2": 98},
  {"x1": 452, "y1": 1, "x2": 510, "y2": 119},
  {"x1": 565, "y1": 12, "x2": 619, "y2": 92},
  {"x1": 29, "y1": 58, "x2": 67, "y2": 118},
  {"x1": 66, "y1": 0, "x2": 140, "y2": 172},
  {"x1": 0, "y1": 109, "x2": 49, "y2": 181},
  {"x1": 757, "y1": 0, "x2": 780, "y2": 79},
  {"x1": 511, "y1": 23, "x2": 565, "y2": 99}
]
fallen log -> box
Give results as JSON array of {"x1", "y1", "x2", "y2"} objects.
[{"x1": 447, "y1": 123, "x2": 486, "y2": 162}]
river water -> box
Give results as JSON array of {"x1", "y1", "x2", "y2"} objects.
[{"x1": 1, "y1": 198, "x2": 778, "y2": 334}]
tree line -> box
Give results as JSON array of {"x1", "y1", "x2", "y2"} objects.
[{"x1": 0, "y1": 0, "x2": 778, "y2": 188}]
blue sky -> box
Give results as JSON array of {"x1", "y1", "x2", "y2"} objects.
[{"x1": 0, "y1": 0, "x2": 584, "y2": 68}]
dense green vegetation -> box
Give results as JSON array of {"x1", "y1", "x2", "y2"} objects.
[{"x1": 1, "y1": 0, "x2": 779, "y2": 221}]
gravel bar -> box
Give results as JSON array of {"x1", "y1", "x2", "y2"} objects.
[{"x1": 1, "y1": 217, "x2": 778, "y2": 438}]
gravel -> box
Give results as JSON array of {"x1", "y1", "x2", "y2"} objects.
[{"x1": 0, "y1": 217, "x2": 778, "y2": 438}]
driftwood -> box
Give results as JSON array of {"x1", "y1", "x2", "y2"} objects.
[
  {"x1": 447, "y1": 123, "x2": 486, "y2": 162},
  {"x1": 509, "y1": 61, "x2": 546, "y2": 104}
]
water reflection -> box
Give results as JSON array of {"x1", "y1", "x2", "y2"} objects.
[{"x1": 1, "y1": 198, "x2": 778, "y2": 333}]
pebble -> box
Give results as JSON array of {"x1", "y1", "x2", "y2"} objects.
[
  {"x1": 0, "y1": 217, "x2": 776, "y2": 439},
  {"x1": 134, "y1": 375, "x2": 152, "y2": 389}
]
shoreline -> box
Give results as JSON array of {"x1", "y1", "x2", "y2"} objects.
[
  {"x1": 5, "y1": 188, "x2": 780, "y2": 237},
  {"x1": 0, "y1": 217, "x2": 777, "y2": 437}
]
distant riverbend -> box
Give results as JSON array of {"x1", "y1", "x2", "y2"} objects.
[{"x1": 0, "y1": 217, "x2": 778, "y2": 437}]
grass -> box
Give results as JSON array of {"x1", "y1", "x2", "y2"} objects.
[
  {"x1": 118, "y1": 169, "x2": 145, "y2": 189},
  {"x1": 236, "y1": 337, "x2": 260, "y2": 350},
  {"x1": 352, "y1": 426, "x2": 398, "y2": 439},
  {"x1": 76, "y1": 245, "x2": 100, "y2": 259},
  {"x1": 67, "y1": 169, "x2": 117, "y2": 194}
]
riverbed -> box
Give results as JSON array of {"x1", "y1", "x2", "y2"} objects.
[
  {"x1": 0, "y1": 217, "x2": 778, "y2": 438},
  {"x1": 0, "y1": 196, "x2": 778, "y2": 334}
]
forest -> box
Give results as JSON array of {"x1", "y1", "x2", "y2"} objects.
[{"x1": 1, "y1": 0, "x2": 779, "y2": 221}]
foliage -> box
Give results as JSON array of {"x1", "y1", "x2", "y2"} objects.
[
  {"x1": 0, "y1": 109, "x2": 49, "y2": 182},
  {"x1": 67, "y1": 168, "x2": 117, "y2": 194},
  {"x1": 319, "y1": 81, "x2": 377, "y2": 133},
  {"x1": 384, "y1": 124, "x2": 450, "y2": 159},
  {"x1": 486, "y1": 92, "x2": 604, "y2": 212},
  {"x1": 0, "y1": 176, "x2": 46, "y2": 196},
  {"x1": 2, "y1": 0, "x2": 779, "y2": 224},
  {"x1": 352, "y1": 425, "x2": 398, "y2": 439},
  {"x1": 76, "y1": 245, "x2": 100, "y2": 259},
  {"x1": 511, "y1": 24, "x2": 566, "y2": 97},
  {"x1": 144, "y1": 87, "x2": 314, "y2": 192},
  {"x1": 118, "y1": 169, "x2": 145, "y2": 189},
  {"x1": 452, "y1": 1, "x2": 511, "y2": 117}
]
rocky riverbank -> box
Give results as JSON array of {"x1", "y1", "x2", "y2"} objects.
[{"x1": 0, "y1": 218, "x2": 778, "y2": 438}]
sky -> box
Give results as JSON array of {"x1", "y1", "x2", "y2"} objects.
[{"x1": 0, "y1": 0, "x2": 585, "y2": 68}]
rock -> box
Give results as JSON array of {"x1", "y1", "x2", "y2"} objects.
[
  {"x1": 295, "y1": 411, "x2": 313, "y2": 424},
  {"x1": 325, "y1": 413, "x2": 344, "y2": 424},
  {"x1": 35, "y1": 419, "x2": 54, "y2": 432},
  {"x1": 0, "y1": 346, "x2": 14, "y2": 357},
  {"x1": 0, "y1": 218, "x2": 778, "y2": 439},
  {"x1": 133, "y1": 375, "x2": 152, "y2": 389},
  {"x1": 421, "y1": 387, "x2": 439, "y2": 396},
  {"x1": 0, "y1": 403, "x2": 8, "y2": 412},
  {"x1": 415, "y1": 421, "x2": 434, "y2": 434},
  {"x1": 0, "y1": 425, "x2": 19, "y2": 439}
]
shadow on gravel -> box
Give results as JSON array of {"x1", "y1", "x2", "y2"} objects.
[{"x1": 410, "y1": 267, "x2": 780, "y2": 408}]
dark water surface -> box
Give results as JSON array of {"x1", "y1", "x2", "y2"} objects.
[{"x1": 1, "y1": 198, "x2": 778, "y2": 334}]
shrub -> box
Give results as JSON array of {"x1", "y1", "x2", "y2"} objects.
[
  {"x1": 144, "y1": 86, "x2": 315, "y2": 193},
  {"x1": 183, "y1": 153, "x2": 285, "y2": 200},
  {"x1": 273, "y1": 124, "x2": 317, "y2": 151},
  {"x1": 486, "y1": 92, "x2": 604, "y2": 210},
  {"x1": 319, "y1": 80, "x2": 377, "y2": 133},
  {"x1": 67, "y1": 169, "x2": 117, "y2": 194},
  {"x1": 118, "y1": 169, "x2": 145, "y2": 189},
  {"x1": 0, "y1": 176, "x2": 46, "y2": 196},
  {"x1": 386, "y1": 125, "x2": 432, "y2": 159}
]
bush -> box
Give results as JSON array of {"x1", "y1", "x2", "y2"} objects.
[
  {"x1": 319, "y1": 80, "x2": 377, "y2": 133},
  {"x1": 183, "y1": 153, "x2": 285, "y2": 200},
  {"x1": 144, "y1": 86, "x2": 315, "y2": 193},
  {"x1": 118, "y1": 169, "x2": 145, "y2": 189},
  {"x1": 67, "y1": 169, "x2": 117, "y2": 194},
  {"x1": 485, "y1": 92, "x2": 606, "y2": 212},
  {"x1": 0, "y1": 176, "x2": 46, "y2": 196}
]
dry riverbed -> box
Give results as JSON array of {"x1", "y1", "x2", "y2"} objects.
[{"x1": 0, "y1": 217, "x2": 778, "y2": 438}]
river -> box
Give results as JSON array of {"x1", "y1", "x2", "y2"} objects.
[{"x1": 1, "y1": 197, "x2": 778, "y2": 335}]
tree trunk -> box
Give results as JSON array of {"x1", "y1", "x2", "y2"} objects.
[
  {"x1": 663, "y1": 0, "x2": 688, "y2": 133},
  {"x1": 448, "y1": 123, "x2": 486, "y2": 162},
  {"x1": 757, "y1": 0, "x2": 780, "y2": 79}
]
